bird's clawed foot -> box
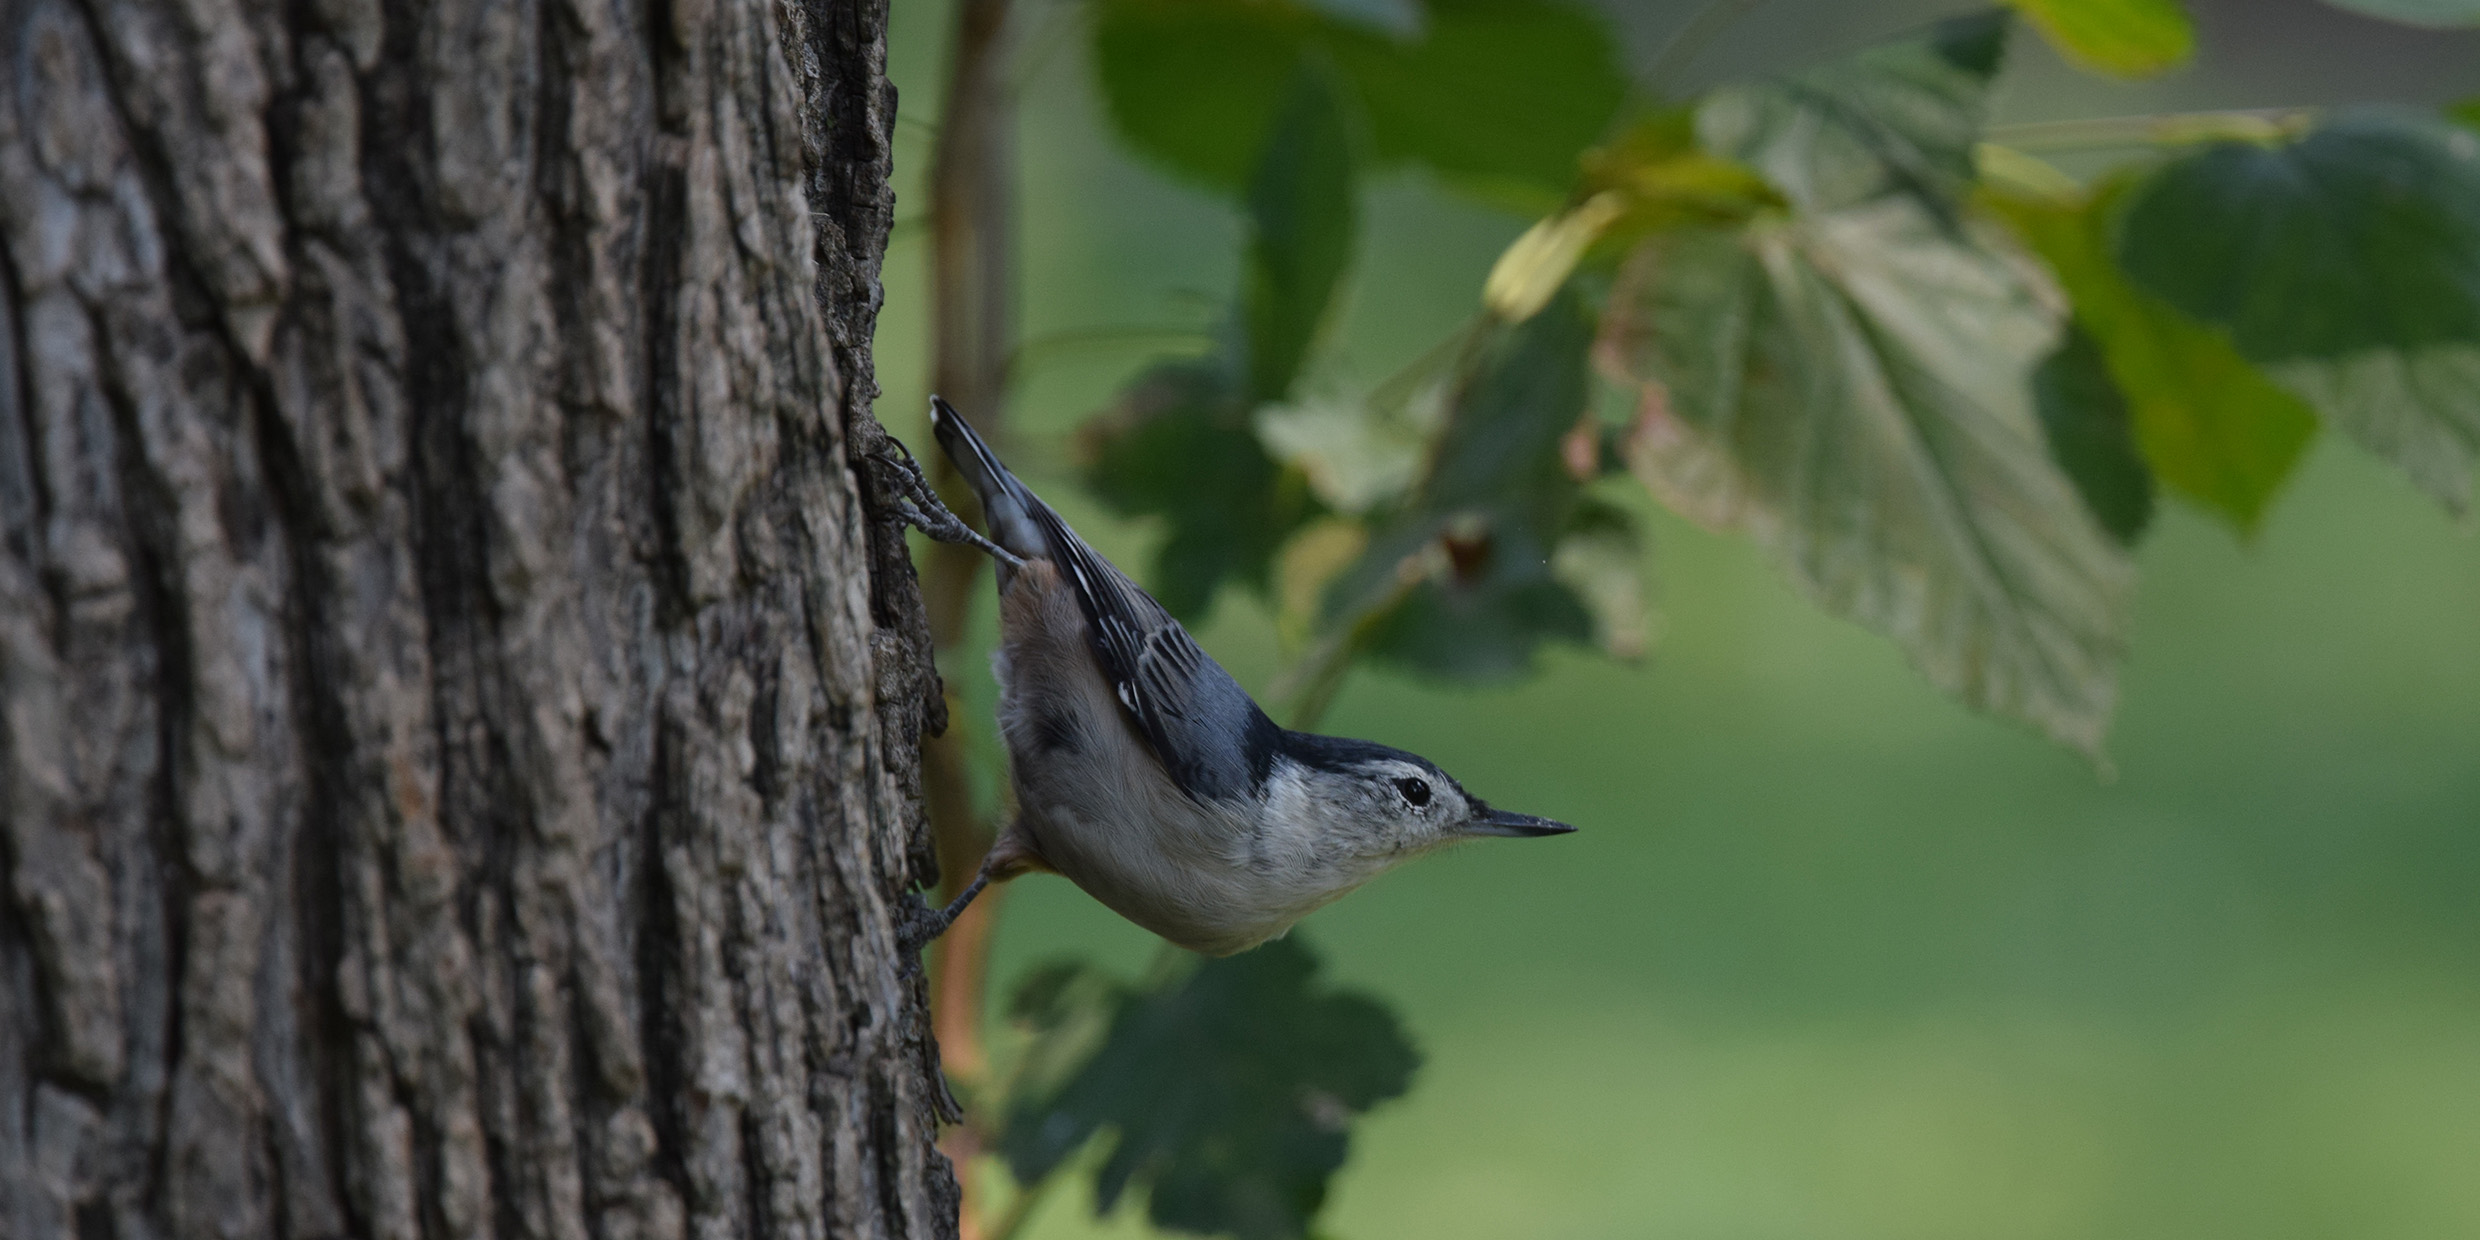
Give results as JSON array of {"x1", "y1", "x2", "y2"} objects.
[
  {"x1": 871, "y1": 439, "x2": 1026, "y2": 570},
  {"x1": 895, "y1": 871, "x2": 992, "y2": 963}
]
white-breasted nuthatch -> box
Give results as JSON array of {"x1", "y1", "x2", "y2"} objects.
[{"x1": 893, "y1": 397, "x2": 1573, "y2": 957}]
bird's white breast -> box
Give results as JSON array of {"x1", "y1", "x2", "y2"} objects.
[{"x1": 991, "y1": 561, "x2": 1378, "y2": 955}]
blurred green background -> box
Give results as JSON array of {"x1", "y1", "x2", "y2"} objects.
[{"x1": 876, "y1": 2, "x2": 2480, "y2": 1236}]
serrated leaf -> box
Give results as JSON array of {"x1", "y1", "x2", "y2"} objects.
[
  {"x1": 2007, "y1": 0, "x2": 2193, "y2": 77},
  {"x1": 1081, "y1": 361, "x2": 1322, "y2": 620},
  {"x1": 2318, "y1": 0, "x2": 2480, "y2": 26},
  {"x1": 1992, "y1": 185, "x2": 2316, "y2": 532},
  {"x1": 2115, "y1": 111, "x2": 2480, "y2": 509},
  {"x1": 1001, "y1": 938, "x2": 1419, "y2": 1240},
  {"x1": 1246, "y1": 66, "x2": 1360, "y2": 402},
  {"x1": 2030, "y1": 324, "x2": 2157, "y2": 545},
  {"x1": 1326, "y1": 0, "x2": 1627, "y2": 210},
  {"x1": 2260, "y1": 348, "x2": 2480, "y2": 508},
  {"x1": 1600, "y1": 202, "x2": 2133, "y2": 754},
  {"x1": 1699, "y1": 10, "x2": 2011, "y2": 215},
  {"x1": 1330, "y1": 296, "x2": 1603, "y2": 682}
]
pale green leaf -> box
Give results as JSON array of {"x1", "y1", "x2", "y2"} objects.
[
  {"x1": 1256, "y1": 395, "x2": 1432, "y2": 514},
  {"x1": 1601, "y1": 201, "x2": 2133, "y2": 754},
  {"x1": 1699, "y1": 10, "x2": 2010, "y2": 215},
  {"x1": 2262, "y1": 349, "x2": 2480, "y2": 509}
]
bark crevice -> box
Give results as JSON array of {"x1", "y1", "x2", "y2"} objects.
[{"x1": 0, "y1": 0, "x2": 957, "y2": 1235}]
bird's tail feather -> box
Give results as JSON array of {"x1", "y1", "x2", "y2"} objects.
[{"x1": 928, "y1": 396, "x2": 1046, "y2": 559}]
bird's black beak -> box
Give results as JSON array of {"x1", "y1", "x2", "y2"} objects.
[{"x1": 1465, "y1": 806, "x2": 1576, "y2": 838}]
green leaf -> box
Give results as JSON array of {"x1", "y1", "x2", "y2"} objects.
[
  {"x1": 2318, "y1": 0, "x2": 2480, "y2": 27},
  {"x1": 2007, "y1": 0, "x2": 2193, "y2": 77},
  {"x1": 1992, "y1": 186, "x2": 2317, "y2": 533},
  {"x1": 1081, "y1": 71, "x2": 1354, "y2": 618},
  {"x1": 2115, "y1": 111, "x2": 2480, "y2": 509},
  {"x1": 1092, "y1": 0, "x2": 1316, "y2": 194},
  {"x1": 1246, "y1": 66, "x2": 1360, "y2": 403},
  {"x1": 1357, "y1": 573, "x2": 1593, "y2": 679},
  {"x1": 2030, "y1": 324, "x2": 2157, "y2": 545},
  {"x1": 1699, "y1": 10, "x2": 2011, "y2": 215},
  {"x1": 1326, "y1": 0, "x2": 1628, "y2": 210},
  {"x1": 2259, "y1": 349, "x2": 2480, "y2": 509},
  {"x1": 1081, "y1": 361, "x2": 1323, "y2": 620},
  {"x1": 1001, "y1": 938, "x2": 1420, "y2": 1240},
  {"x1": 2447, "y1": 97, "x2": 2480, "y2": 133},
  {"x1": 1331, "y1": 295, "x2": 1603, "y2": 682},
  {"x1": 1091, "y1": 0, "x2": 1624, "y2": 207},
  {"x1": 2115, "y1": 113, "x2": 2480, "y2": 359},
  {"x1": 1550, "y1": 498, "x2": 1657, "y2": 658},
  {"x1": 1255, "y1": 393, "x2": 1434, "y2": 515},
  {"x1": 1600, "y1": 202, "x2": 2133, "y2": 755}
]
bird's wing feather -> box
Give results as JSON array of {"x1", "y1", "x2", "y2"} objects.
[{"x1": 1023, "y1": 503, "x2": 1273, "y2": 804}]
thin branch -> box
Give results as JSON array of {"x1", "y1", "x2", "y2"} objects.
[
  {"x1": 1985, "y1": 107, "x2": 2315, "y2": 153},
  {"x1": 1009, "y1": 0, "x2": 1087, "y2": 97},
  {"x1": 1268, "y1": 569, "x2": 1425, "y2": 733},
  {"x1": 1273, "y1": 631, "x2": 1360, "y2": 733},
  {"x1": 924, "y1": 2, "x2": 1021, "y2": 1237},
  {"x1": 1005, "y1": 325, "x2": 1216, "y2": 379},
  {"x1": 1646, "y1": 0, "x2": 1771, "y2": 93}
]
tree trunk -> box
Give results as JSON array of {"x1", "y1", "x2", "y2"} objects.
[{"x1": 0, "y1": 0, "x2": 960, "y2": 1237}]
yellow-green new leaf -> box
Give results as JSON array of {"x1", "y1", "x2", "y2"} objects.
[
  {"x1": 2008, "y1": 0, "x2": 2195, "y2": 78},
  {"x1": 1483, "y1": 193, "x2": 1626, "y2": 322},
  {"x1": 1600, "y1": 201, "x2": 2133, "y2": 755}
]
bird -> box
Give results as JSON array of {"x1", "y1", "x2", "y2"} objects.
[{"x1": 889, "y1": 396, "x2": 1574, "y2": 957}]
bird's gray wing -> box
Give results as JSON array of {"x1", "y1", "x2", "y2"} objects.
[{"x1": 1023, "y1": 504, "x2": 1276, "y2": 804}]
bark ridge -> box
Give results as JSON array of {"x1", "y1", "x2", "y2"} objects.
[{"x1": 0, "y1": 0, "x2": 957, "y2": 1236}]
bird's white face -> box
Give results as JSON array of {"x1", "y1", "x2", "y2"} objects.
[{"x1": 1262, "y1": 756, "x2": 1572, "y2": 871}]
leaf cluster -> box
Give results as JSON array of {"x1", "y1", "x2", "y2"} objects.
[
  {"x1": 993, "y1": 5, "x2": 2480, "y2": 1239},
  {"x1": 999, "y1": 939, "x2": 1419, "y2": 1240},
  {"x1": 1079, "y1": 0, "x2": 2480, "y2": 755}
]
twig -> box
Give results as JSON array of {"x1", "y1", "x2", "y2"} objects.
[
  {"x1": 1268, "y1": 568, "x2": 1426, "y2": 733},
  {"x1": 1646, "y1": 0, "x2": 1771, "y2": 92},
  {"x1": 1005, "y1": 325, "x2": 1217, "y2": 379},
  {"x1": 925, "y1": 0, "x2": 1020, "y2": 1236},
  {"x1": 1985, "y1": 108, "x2": 2315, "y2": 153}
]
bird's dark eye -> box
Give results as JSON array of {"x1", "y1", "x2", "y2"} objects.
[{"x1": 1394, "y1": 776, "x2": 1432, "y2": 808}]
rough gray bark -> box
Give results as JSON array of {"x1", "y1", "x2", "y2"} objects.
[{"x1": 0, "y1": 0, "x2": 961, "y2": 1237}]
